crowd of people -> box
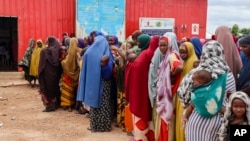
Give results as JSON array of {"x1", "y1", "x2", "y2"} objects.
[{"x1": 18, "y1": 26, "x2": 250, "y2": 141}]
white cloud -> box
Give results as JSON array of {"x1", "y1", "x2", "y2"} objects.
[{"x1": 207, "y1": 0, "x2": 250, "y2": 34}]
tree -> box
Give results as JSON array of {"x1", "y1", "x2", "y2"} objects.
[
  {"x1": 231, "y1": 24, "x2": 239, "y2": 36},
  {"x1": 239, "y1": 28, "x2": 250, "y2": 35}
]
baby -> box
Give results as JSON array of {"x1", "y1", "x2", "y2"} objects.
[{"x1": 182, "y1": 70, "x2": 212, "y2": 126}]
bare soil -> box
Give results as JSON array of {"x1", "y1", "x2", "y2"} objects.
[{"x1": 0, "y1": 85, "x2": 131, "y2": 141}]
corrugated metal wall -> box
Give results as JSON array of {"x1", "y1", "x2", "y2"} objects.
[
  {"x1": 0, "y1": 0, "x2": 75, "y2": 63},
  {"x1": 125, "y1": 0, "x2": 207, "y2": 40}
]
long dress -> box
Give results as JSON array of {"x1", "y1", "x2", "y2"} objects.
[{"x1": 77, "y1": 34, "x2": 113, "y2": 132}]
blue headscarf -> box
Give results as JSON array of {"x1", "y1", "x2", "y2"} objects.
[
  {"x1": 77, "y1": 35, "x2": 113, "y2": 108},
  {"x1": 77, "y1": 38, "x2": 85, "y2": 48},
  {"x1": 190, "y1": 37, "x2": 203, "y2": 59}
]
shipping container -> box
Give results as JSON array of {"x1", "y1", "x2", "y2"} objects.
[
  {"x1": 125, "y1": 0, "x2": 207, "y2": 40},
  {"x1": 0, "y1": 0, "x2": 76, "y2": 71}
]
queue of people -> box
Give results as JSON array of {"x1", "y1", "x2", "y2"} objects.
[{"x1": 18, "y1": 28, "x2": 250, "y2": 141}]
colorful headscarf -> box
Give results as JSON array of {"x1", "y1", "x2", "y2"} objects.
[
  {"x1": 179, "y1": 42, "x2": 198, "y2": 79},
  {"x1": 61, "y1": 38, "x2": 81, "y2": 81},
  {"x1": 19, "y1": 39, "x2": 35, "y2": 67},
  {"x1": 163, "y1": 32, "x2": 179, "y2": 52},
  {"x1": 218, "y1": 91, "x2": 250, "y2": 141},
  {"x1": 30, "y1": 39, "x2": 45, "y2": 77},
  {"x1": 178, "y1": 40, "x2": 230, "y2": 107}
]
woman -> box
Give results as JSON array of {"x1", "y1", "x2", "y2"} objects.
[
  {"x1": 153, "y1": 36, "x2": 183, "y2": 141},
  {"x1": 18, "y1": 38, "x2": 36, "y2": 87},
  {"x1": 176, "y1": 42, "x2": 198, "y2": 141},
  {"x1": 60, "y1": 38, "x2": 81, "y2": 111},
  {"x1": 215, "y1": 25, "x2": 242, "y2": 79},
  {"x1": 237, "y1": 35, "x2": 250, "y2": 96},
  {"x1": 77, "y1": 32, "x2": 114, "y2": 132},
  {"x1": 178, "y1": 40, "x2": 236, "y2": 141},
  {"x1": 125, "y1": 34, "x2": 158, "y2": 141},
  {"x1": 148, "y1": 32, "x2": 180, "y2": 141},
  {"x1": 190, "y1": 37, "x2": 202, "y2": 59},
  {"x1": 29, "y1": 39, "x2": 45, "y2": 87},
  {"x1": 38, "y1": 36, "x2": 62, "y2": 112}
]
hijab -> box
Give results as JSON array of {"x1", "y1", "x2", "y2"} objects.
[
  {"x1": 137, "y1": 34, "x2": 150, "y2": 51},
  {"x1": 178, "y1": 40, "x2": 230, "y2": 107}
]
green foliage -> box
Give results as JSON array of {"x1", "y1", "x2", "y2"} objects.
[
  {"x1": 231, "y1": 24, "x2": 239, "y2": 36},
  {"x1": 239, "y1": 28, "x2": 250, "y2": 35}
]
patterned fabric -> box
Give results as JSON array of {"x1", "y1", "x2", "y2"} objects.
[
  {"x1": 178, "y1": 40, "x2": 230, "y2": 107},
  {"x1": 116, "y1": 90, "x2": 126, "y2": 128},
  {"x1": 60, "y1": 73, "x2": 77, "y2": 108},
  {"x1": 132, "y1": 114, "x2": 155, "y2": 141},
  {"x1": 218, "y1": 91, "x2": 250, "y2": 141},
  {"x1": 191, "y1": 72, "x2": 227, "y2": 118},
  {"x1": 185, "y1": 72, "x2": 236, "y2": 141},
  {"x1": 89, "y1": 80, "x2": 112, "y2": 132}
]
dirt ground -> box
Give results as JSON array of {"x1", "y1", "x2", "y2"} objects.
[{"x1": 0, "y1": 85, "x2": 131, "y2": 141}]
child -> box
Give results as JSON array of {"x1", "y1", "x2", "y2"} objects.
[
  {"x1": 218, "y1": 91, "x2": 250, "y2": 141},
  {"x1": 182, "y1": 70, "x2": 212, "y2": 125}
]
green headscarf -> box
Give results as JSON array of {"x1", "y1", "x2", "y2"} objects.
[{"x1": 137, "y1": 34, "x2": 150, "y2": 51}]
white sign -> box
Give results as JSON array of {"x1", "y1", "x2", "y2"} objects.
[
  {"x1": 192, "y1": 23, "x2": 199, "y2": 35},
  {"x1": 139, "y1": 18, "x2": 175, "y2": 30}
]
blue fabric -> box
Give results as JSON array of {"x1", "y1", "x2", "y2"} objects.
[
  {"x1": 237, "y1": 54, "x2": 250, "y2": 90},
  {"x1": 190, "y1": 37, "x2": 203, "y2": 59},
  {"x1": 77, "y1": 35, "x2": 113, "y2": 108},
  {"x1": 101, "y1": 59, "x2": 113, "y2": 80},
  {"x1": 191, "y1": 72, "x2": 227, "y2": 118}
]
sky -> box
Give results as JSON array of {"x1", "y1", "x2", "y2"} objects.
[{"x1": 207, "y1": 0, "x2": 250, "y2": 34}]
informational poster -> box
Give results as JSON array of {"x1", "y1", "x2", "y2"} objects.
[
  {"x1": 76, "y1": 0, "x2": 125, "y2": 39},
  {"x1": 191, "y1": 23, "x2": 199, "y2": 35},
  {"x1": 139, "y1": 18, "x2": 175, "y2": 36}
]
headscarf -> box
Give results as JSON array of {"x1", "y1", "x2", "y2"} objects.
[
  {"x1": 237, "y1": 35, "x2": 250, "y2": 91},
  {"x1": 190, "y1": 37, "x2": 203, "y2": 59},
  {"x1": 125, "y1": 36, "x2": 158, "y2": 121},
  {"x1": 113, "y1": 35, "x2": 119, "y2": 47},
  {"x1": 77, "y1": 38, "x2": 85, "y2": 48},
  {"x1": 163, "y1": 32, "x2": 179, "y2": 52},
  {"x1": 179, "y1": 42, "x2": 198, "y2": 79},
  {"x1": 64, "y1": 37, "x2": 70, "y2": 48},
  {"x1": 131, "y1": 30, "x2": 142, "y2": 41},
  {"x1": 19, "y1": 38, "x2": 35, "y2": 67},
  {"x1": 218, "y1": 91, "x2": 250, "y2": 141},
  {"x1": 77, "y1": 35, "x2": 113, "y2": 108},
  {"x1": 148, "y1": 32, "x2": 179, "y2": 107},
  {"x1": 178, "y1": 40, "x2": 230, "y2": 107},
  {"x1": 156, "y1": 36, "x2": 178, "y2": 124},
  {"x1": 61, "y1": 38, "x2": 81, "y2": 81},
  {"x1": 29, "y1": 39, "x2": 45, "y2": 77},
  {"x1": 137, "y1": 34, "x2": 150, "y2": 51},
  {"x1": 215, "y1": 25, "x2": 242, "y2": 79}
]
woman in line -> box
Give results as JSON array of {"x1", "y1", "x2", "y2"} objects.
[
  {"x1": 148, "y1": 32, "x2": 180, "y2": 141},
  {"x1": 38, "y1": 36, "x2": 62, "y2": 112},
  {"x1": 77, "y1": 31, "x2": 114, "y2": 132},
  {"x1": 236, "y1": 35, "x2": 250, "y2": 96},
  {"x1": 176, "y1": 41, "x2": 198, "y2": 141},
  {"x1": 19, "y1": 39, "x2": 36, "y2": 87},
  {"x1": 215, "y1": 25, "x2": 242, "y2": 79},
  {"x1": 178, "y1": 40, "x2": 236, "y2": 141},
  {"x1": 60, "y1": 38, "x2": 81, "y2": 111},
  {"x1": 190, "y1": 37, "x2": 202, "y2": 59},
  {"x1": 29, "y1": 39, "x2": 45, "y2": 87},
  {"x1": 125, "y1": 34, "x2": 158, "y2": 141}
]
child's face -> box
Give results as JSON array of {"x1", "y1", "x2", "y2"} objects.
[
  {"x1": 192, "y1": 74, "x2": 203, "y2": 87},
  {"x1": 232, "y1": 98, "x2": 246, "y2": 118}
]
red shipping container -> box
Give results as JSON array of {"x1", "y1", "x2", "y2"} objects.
[
  {"x1": 0, "y1": 0, "x2": 75, "y2": 71},
  {"x1": 125, "y1": 0, "x2": 207, "y2": 40}
]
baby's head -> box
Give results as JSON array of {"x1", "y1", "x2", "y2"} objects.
[
  {"x1": 229, "y1": 91, "x2": 249, "y2": 119},
  {"x1": 100, "y1": 55, "x2": 109, "y2": 66},
  {"x1": 192, "y1": 70, "x2": 212, "y2": 87}
]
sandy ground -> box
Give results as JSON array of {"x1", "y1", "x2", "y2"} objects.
[{"x1": 0, "y1": 85, "x2": 131, "y2": 141}]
